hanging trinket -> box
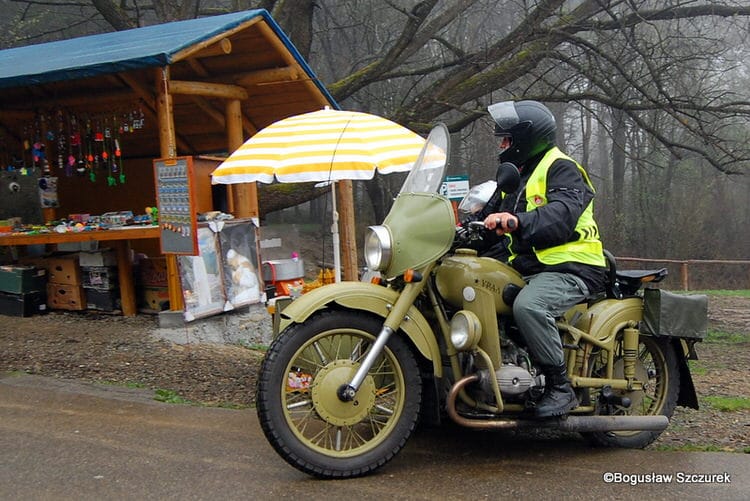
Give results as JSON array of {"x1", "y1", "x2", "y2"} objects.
[
  {"x1": 115, "y1": 137, "x2": 125, "y2": 184},
  {"x1": 58, "y1": 110, "x2": 67, "y2": 175},
  {"x1": 86, "y1": 119, "x2": 96, "y2": 182}
]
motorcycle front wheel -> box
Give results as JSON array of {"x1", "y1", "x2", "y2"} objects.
[
  {"x1": 582, "y1": 334, "x2": 679, "y2": 448},
  {"x1": 256, "y1": 309, "x2": 422, "y2": 478}
]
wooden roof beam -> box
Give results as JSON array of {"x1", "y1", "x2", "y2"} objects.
[
  {"x1": 236, "y1": 66, "x2": 299, "y2": 86},
  {"x1": 169, "y1": 80, "x2": 248, "y2": 100},
  {"x1": 191, "y1": 38, "x2": 232, "y2": 59}
]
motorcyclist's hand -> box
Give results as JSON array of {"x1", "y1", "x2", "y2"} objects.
[{"x1": 483, "y1": 212, "x2": 518, "y2": 235}]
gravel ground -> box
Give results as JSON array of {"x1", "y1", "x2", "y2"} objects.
[{"x1": 1, "y1": 294, "x2": 748, "y2": 452}]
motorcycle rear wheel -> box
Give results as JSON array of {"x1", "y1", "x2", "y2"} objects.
[
  {"x1": 582, "y1": 334, "x2": 679, "y2": 448},
  {"x1": 256, "y1": 310, "x2": 422, "y2": 478}
]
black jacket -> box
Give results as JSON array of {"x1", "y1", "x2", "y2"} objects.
[{"x1": 477, "y1": 150, "x2": 607, "y2": 293}]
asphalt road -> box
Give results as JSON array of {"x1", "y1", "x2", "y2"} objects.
[{"x1": 1, "y1": 373, "x2": 747, "y2": 500}]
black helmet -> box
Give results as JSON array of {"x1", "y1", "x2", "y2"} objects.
[{"x1": 488, "y1": 100, "x2": 556, "y2": 165}]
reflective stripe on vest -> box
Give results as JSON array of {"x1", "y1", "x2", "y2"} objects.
[{"x1": 511, "y1": 147, "x2": 605, "y2": 267}]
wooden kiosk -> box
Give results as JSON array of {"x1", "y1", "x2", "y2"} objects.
[{"x1": 0, "y1": 10, "x2": 339, "y2": 316}]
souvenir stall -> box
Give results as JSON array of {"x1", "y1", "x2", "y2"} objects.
[{"x1": 0, "y1": 10, "x2": 338, "y2": 319}]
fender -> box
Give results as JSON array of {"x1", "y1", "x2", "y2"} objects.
[
  {"x1": 278, "y1": 282, "x2": 442, "y2": 376},
  {"x1": 582, "y1": 298, "x2": 643, "y2": 342},
  {"x1": 576, "y1": 297, "x2": 698, "y2": 408}
]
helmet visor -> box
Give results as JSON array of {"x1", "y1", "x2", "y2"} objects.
[{"x1": 488, "y1": 101, "x2": 520, "y2": 131}]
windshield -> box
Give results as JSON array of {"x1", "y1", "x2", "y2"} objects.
[{"x1": 399, "y1": 123, "x2": 449, "y2": 194}]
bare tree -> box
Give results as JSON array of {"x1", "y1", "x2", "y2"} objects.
[{"x1": 4, "y1": 0, "x2": 750, "y2": 257}]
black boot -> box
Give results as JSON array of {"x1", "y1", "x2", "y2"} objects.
[{"x1": 536, "y1": 364, "x2": 578, "y2": 418}]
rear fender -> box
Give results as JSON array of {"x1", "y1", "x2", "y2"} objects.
[
  {"x1": 579, "y1": 298, "x2": 643, "y2": 343},
  {"x1": 579, "y1": 298, "x2": 699, "y2": 408},
  {"x1": 278, "y1": 282, "x2": 442, "y2": 376}
]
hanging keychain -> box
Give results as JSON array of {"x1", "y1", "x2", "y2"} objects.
[
  {"x1": 115, "y1": 136, "x2": 125, "y2": 184},
  {"x1": 102, "y1": 118, "x2": 115, "y2": 186},
  {"x1": 74, "y1": 115, "x2": 86, "y2": 176},
  {"x1": 57, "y1": 110, "x2": 66, "y2": 174},
  {"x1": 66, "y1": 112, "x2": 76, "y2": 177},
  {"x1": 86, "y1": 119, "x2": 96, "y2": 182}
]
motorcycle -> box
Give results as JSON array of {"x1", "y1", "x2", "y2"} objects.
[{"x1": 256, "y1": 124, "x2": 707, "y2": 478}]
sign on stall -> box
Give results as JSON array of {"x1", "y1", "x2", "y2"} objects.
[{"x1": 440, "y1": 174, "x2": 470, "y2": 201}]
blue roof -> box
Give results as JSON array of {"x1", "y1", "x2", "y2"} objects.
[{"x1": 0, "y1": 9, "x2": 336, "y2": 105}]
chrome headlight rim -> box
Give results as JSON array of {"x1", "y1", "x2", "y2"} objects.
[
  {"x1": 364, "y1": 225, "x2": 392, "y2": 272},
  {"x1": 450, "y1": 310, "x2": 482, "y2": 351}
]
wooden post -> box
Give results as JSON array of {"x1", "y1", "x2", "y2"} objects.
[
  {"x1": 338, "y1": 179, "x2": 358, "y2": 281},
  {"x1": 226, "y1": 99, "x2": 258, "y2": 219},
  {"x1": 111, "y1": 239, "x2": 137, "y2": 316},
  {"x1": 680, "y1": 261, "x2": 689, "y2": 291},
  {"x1": 155, "y1": 66, "x2": 184, "y2": 312}
]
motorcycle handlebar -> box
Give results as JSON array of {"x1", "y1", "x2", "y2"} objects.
[{"x1": 467, "y1": 218, "x2": 516, "y2": 231}]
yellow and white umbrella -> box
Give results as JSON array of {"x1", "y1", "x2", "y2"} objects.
[
  {"x1": 211, "y1": 107, "x2": 426, "y2": 282},
  {"x1": 211, "y1": 107, "x2": 425, "y2": 184}
]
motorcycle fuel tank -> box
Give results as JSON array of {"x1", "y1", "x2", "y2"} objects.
[{"x1": 435, "y1": 248, "x2": 525, "y2": 315}]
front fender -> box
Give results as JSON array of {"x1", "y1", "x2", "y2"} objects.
[{"x1": 278, "y1": 282, "x2": 442, "y2": 376}]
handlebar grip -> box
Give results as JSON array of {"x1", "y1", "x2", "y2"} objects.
[{"x1": 493, "y1": 217, "x2": 517, "y2": 230}]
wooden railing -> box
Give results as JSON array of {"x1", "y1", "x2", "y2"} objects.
[{"x1": 616, "y1": 257, "x2": 750, "y2": 291}]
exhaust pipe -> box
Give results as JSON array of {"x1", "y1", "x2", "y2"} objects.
[{"x1": 446, "y1": 374, "x2": 669, "y2": 432}]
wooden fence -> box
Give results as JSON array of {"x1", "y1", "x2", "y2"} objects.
[{"x1": 616, "y1": 257, "x2": 750, "y2": 291}]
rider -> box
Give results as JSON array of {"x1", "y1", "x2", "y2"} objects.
[{"x1": 478, "y1": 100, "x2": 607, "y2": 418}]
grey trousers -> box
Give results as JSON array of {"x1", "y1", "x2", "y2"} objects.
[{"x1": 512, "y1": 271, "x2": 589, "y2": 368}]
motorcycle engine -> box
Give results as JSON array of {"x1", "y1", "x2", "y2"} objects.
[{"x1": 479, "y1": 364, "x2": 535, "y2": 396}]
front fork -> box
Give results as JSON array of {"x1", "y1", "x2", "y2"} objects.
[{"x1": 337, "y1": 266, "x2": 433, "y2": 402}]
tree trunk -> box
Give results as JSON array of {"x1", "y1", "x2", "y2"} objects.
[{"x1": 611, "y1": 107, "x2": 627, "y2": 219}]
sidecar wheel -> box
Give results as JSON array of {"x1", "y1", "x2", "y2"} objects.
[
  {"x1": 256, "y1": 310, "x2": 422, "y2": 478},
  {"x1": 582, "y1": 335, "x2": 679, "y2": 449}
]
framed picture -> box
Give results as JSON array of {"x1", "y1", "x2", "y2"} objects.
[{"x1": 178, "y1": 226, "x2": 225, "y2": 321}]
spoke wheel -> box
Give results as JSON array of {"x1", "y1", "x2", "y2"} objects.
[
  {"x1": 582, "y1": 334, "x2": 679, "y2": 448},
  {"x1": 257, "y1": 310, "x2": 421, "y2": 478}
]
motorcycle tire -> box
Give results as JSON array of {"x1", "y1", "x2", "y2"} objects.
[
  {"x1": 256, "y1": 309, "x2": 422, "y2": 478},
  {"x1": 582, "y1": 334, "x2": 679, "y2": 449}
]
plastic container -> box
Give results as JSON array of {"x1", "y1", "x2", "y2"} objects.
[{"x1": 262, "y1": 258, "x2": 305, "y2": 282}]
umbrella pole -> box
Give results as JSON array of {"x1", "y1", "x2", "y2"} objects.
[{"x1": 331, "y1": 181, "x2": 342, "y2": 283}]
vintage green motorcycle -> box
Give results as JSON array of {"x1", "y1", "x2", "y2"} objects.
[{"x1": 256, "y1": 124, "x2": 707, "y2": 478}]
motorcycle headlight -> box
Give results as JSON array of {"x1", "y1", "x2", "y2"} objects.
[
  {"x1": 364, "y1": 225, "x2": 392, "y2": 271},
  {"x1": 450, "y1": 310, "x2": 482, "y2": 351}
]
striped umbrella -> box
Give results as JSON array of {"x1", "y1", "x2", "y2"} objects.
[
  {"x1": 210, "y1": 108, "x2": 425, "y2": 184},
  {"x1": 210, "y1": 108, "x2": 426, "y2": 282}
]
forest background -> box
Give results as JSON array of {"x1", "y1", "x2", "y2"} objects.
[{"x1": 2, "y1": 0, "x2": 749, "y2": 287}]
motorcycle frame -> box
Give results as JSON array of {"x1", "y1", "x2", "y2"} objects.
[{"x1": 275, "y1": 267, "x2": 647, "y2": 416}]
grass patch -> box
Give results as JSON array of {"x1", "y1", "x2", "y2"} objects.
[
  {"x1": 214, "y1": 401, "x2": 250, "y2": 410},
  {"x1": 98, "y1": 380, "x2": 147, "y2": 389},
  {"x1": 124, "y1": 381, "x2": 146, "y2": 389},
  {"x1": 704, "y1": 395, "x2": 750, "y2": 412},
  {"x1": 687, "y1": 360, "x2": 708, "y2": 376},
  {"x1": 153, "y1": 389, "x2": 192, "y2": 405},
  {"x1": 238, "y1": 340, "x2": 269, "y2": 351},
  {"x1": 706, "y1": 329, "x2": 748, "y2": 344},
  {"x1": 700, "y1": 290, "x2": 750, "y2": 298},
  {"x1": 655, "y1": 444, "x2": 741, "y2": 453}
]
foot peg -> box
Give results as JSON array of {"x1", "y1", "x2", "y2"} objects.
[{"x1": 599, "y1": 385, "x2": 631, "y2": 408}]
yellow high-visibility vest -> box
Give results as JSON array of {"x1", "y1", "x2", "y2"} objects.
[{"x1": 509, "y1": 147, "x2": 605, "y2": 267}]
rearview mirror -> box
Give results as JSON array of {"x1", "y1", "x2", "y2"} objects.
[{"x1": 496, "y1": 162, "x2": 520, "y2": 193}]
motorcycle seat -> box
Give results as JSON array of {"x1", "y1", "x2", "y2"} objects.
[
  {"x1": 616, "y1": 268, "x2": 668, "y2": 283},
  {"x1": 603, "y1": 250, "x2": 668, "y2": 299}
]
